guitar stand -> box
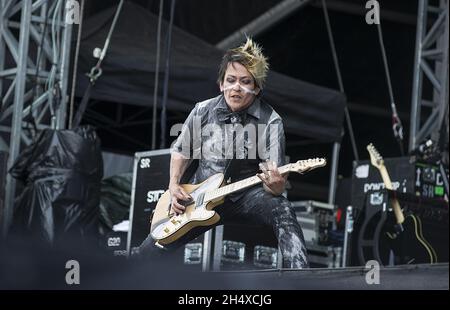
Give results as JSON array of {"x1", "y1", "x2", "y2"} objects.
[{"x1": 342, "y1": 206, "x2": 353, "y2": 267}]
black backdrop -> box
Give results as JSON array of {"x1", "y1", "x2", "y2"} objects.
[{"x1": 75, "y1": 1, "x2": 346, "y2": 144}]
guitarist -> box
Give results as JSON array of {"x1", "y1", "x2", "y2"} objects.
[{"x1": 139, "y1": 38, "x2": 308, "y2": 268}]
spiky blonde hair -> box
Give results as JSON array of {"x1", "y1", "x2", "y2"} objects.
[{"x1": 218, "y1": 37, "x2": 269, "y2": 90}]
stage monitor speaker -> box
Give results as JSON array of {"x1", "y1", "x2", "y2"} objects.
[
  {"x1": 126, "y1": 150, "x2": 206, "y2": 270},
  {"x1": 127, "y1": 149, "x2": 172, "y2": 255}
]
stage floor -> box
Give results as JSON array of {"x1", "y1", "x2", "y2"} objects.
[
  {"x1": 1, "y1": 241, "x2": 448, "y2": 289},
  {"x1": 208, "y1": 263, "x2": 449, "y2": 290}
]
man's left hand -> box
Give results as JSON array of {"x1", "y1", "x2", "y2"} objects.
[{"x1": 257, "y1": 160, "x2": 286, "y2": 196}]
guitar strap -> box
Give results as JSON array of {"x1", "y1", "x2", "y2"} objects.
[
  {"x1": 222, "y1": 121, "x2": 244, "y2": 184},
  {"x1": 222, "y1": 126, "x2": 260, "y2": 184},
  {"x1": 223, "y1": 158, "x2": 234, "y2": 183}
]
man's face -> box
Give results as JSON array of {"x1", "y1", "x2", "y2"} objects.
[{"x1": 220, "y1": 62, "x2": 260, "y2": 112}]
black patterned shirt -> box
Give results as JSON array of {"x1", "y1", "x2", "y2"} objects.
[{"x1": 171, "y1": 94, "x2": 286, "y2": 197}]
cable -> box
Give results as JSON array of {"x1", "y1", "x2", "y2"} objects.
[
  {"x1": 376, "y1": 21, "x2": 405, "y2": 155},
  {"x1": 46, "y1": 0, "x2": 63, "y2": 122},
  {"x1": 160, "y1": 0, "x2": 176, "y2": 149},
  {"x1": 321, "y1": 0, "x2": 359, "y2": 161},
  {"x1": 151, "y1": 0, "x2": 164, "y2": 149},
  {"x1": 30, "y1": 1, "x2": 52, "y2": 134},
  {"x1": 68, "y1": 0, "x2": 85, "y2": 129},
  {"x1": 72, "y1": 0, "x2": 124, "y2": 128}
]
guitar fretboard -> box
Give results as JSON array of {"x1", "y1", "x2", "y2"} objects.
[
  {"x1": 204, "y1": 164, "x2": 292, "y2": 202},
  {"x1": 378, "y1": 165, "x2": 405, "y2": 224}
]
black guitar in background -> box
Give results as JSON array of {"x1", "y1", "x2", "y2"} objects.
[{"x1": 359, "y1": 144, "x2": 438, "y2": 265}]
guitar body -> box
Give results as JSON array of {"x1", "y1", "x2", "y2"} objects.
[
  {"x1": 150, "y1": 173, "x2": 225, "y2": 245},
  {"x1": 382, "y1": 213, "x2": 437, "y2": 264},
  {"x1": 357, "y1": 203, "x2": 437, "y2": 265}
]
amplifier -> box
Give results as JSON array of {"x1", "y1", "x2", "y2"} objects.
[
  {"x1": 348, "y1": 190, "x2": 449, "y2": 266},
  {"x1": 127, "y1": 149, "x2": 172, "y2": 256},
  {"x1": 126, "y1": 149, "x2": 209, "y2": 270},
  {"x1": 351, "y1": 156, "x2": 448, "y2": 210}
]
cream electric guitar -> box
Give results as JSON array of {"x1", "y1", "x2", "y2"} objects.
[{"x1": 150, "y1": 158, "x2": 326, "y2": 246}]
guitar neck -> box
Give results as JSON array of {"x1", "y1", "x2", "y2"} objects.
[
  {"x1": 205, "y1": 164, "x2": 292, "y2": 202},
  {"x1": 378, "y1": 165, "x2": 405, "y2": 224}
]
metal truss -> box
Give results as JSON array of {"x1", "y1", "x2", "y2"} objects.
[
  {"x1": 0, "y1": 0, "x2": 72, "y2": 235},
  {"x1": 410, "y1": 0, "x2": 449, "y2": 151},
  {"x1": 215, "y1": 0, "x2": 312, "y2": 50}
]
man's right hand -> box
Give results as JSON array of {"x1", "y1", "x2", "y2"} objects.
[{"x1": 168, "y1": 183, "x2": 192, "y2": 215}]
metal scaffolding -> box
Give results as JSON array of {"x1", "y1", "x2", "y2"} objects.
[
  {"x1": 409, "y1": 0, "x2": 449, "y2": 151},
  {"x1": 0, "y1": 0, "x2": 73, "y2": 235},
  {"x1": 215, "y1": 0, "x2": 312, "y2": 50}
]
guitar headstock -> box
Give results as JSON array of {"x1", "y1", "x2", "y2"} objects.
[
  {"x1": 367, "y1": 143, "x2": 384, "y2": 169},
  {"x1": 292, "y1": 158, "x2": 327, "y2": 174}
]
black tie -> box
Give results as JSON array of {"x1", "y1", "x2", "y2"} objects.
[{"x1": 216, "y1": 107, "x2": 247, "y2": 124}]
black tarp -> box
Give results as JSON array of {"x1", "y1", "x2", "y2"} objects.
[
  {"x1": 76, "y1": 1, "x2": 346, "y2": 143},
  {"x1": 99, "y1": 173, "x2": 132, "y2": 231},
  {"x1": 9, "y1": 126, "x2": 103, "y2": 245}
]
